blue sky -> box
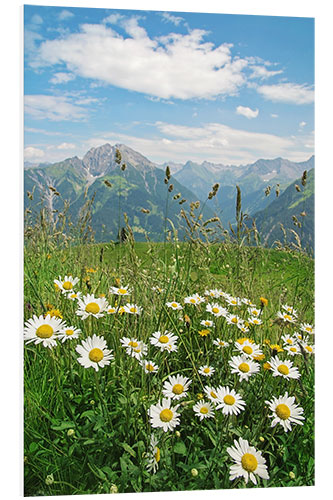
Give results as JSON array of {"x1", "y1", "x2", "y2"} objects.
[{"x1": 24, "y1": 4, "x2": 314, "y2": 165}]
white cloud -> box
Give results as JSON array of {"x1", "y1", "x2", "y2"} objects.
[
  {"x1": 49, "y1": 72, "x2": 76, "y2": 84},
  {"x1": 249, "y1": 65, "x2": 283, "y2": 80},
  {"x1": 103, "y1": 13, "x2": 125, "y2": 25},
  {"x1": 31, "y1": 21, "x2": 249, "y2": 100},
  {"x1": 236, "y1": 105, "x2": 259, "y2": 119},
  {"x1": 24, "y1": 146, "x2": 45, "y2": 161},
  {"x1": 58, "y1": 10, "x2": 74, "y2": 21},
  {"x1": 31, "y1": 14, "x2": 43, "y2": 25},
  {"x1": 271, "y1": 114, "x2": 279, "y2": 118},
  {"x1": 57, "y1": 142, "x2": 76, "y2": 150},
  {"x1": 24, "y1": 95, "x2": 87, "y2": 121},
  {"x1": 160, "y1": 12, "x2": 185, "y2": 26},
  {"x1": 257, "y1": 83, "x2": 314, "y2": 105},
  {"x1": 299, "y1": 121, "x2": 307, "y2": 128}
]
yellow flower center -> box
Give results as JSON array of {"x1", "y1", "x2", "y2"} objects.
[
  {"x1": 36, "y1": 324, "x2": 54, "y2": 338},
  {"x1": 252, "y1": 310, "x2": 258, "y2": 316},
  {"x1": 160, "y1": 409, "x2": 173, "y2": 422},
  {"x1": 263, "y1": 362, "x2": 271, "y2": 370},
  {"x1": 305, "y1": 326, "x2": 312, "y2": 332},
  {"x1": 223, "y1": 395, "x2": 236, "y2": 405},
  {"x1": 172, "y1": 384, "x2": 184, "y2": 395},
  {"x1": 203, "y1": 367, "x2": 210, "y2": 374},
  {"x1": 284, "y1": 314, "x2": 292, "y2": 321},
  {"x1": 286, "y1": 339, "x2": 292, "y2": 344},
  {"x1": 89, "y1": 348, "x2": 104, "y2": 363},
  {"x1": 129, "y1": 341, "x2": 138, "y2": 348},
  {"x1": 62, "y1": 281, "x2": 73, "y2": 290},
  {"x1": 241, "y1": 453, "x2": 258, "y2": 472},
  {"x1": 155, "y1": 447, "x2": 160, "y2": 462},
  {"x1": 65, "y1": 329, "x2": 74, "y2": 336},
  {"x1": 243, "y1": 346, "x2": 253, "y2": 355},
  {"x1": 210, "y1": 391, "x2": 217, "y2": 399},
  {"x1": 108, "y1": 308, "x2": 116, "y2": 313},
  {"x1": 231, "y1": 300, "x2": 237, "y2": 305},
  {"x1": 212, "y1": 307, "x2": 219, "y2": 314},
  {"x1": 290, "y1": 347, "x2": 297, "y2": 352},
  {"x1": 171, "y1": 302, "x2": 178, "y2": 308},
  {"x1": 130, "y1": 307, "x2": 137, "y2": 313},
  {"x1": 190, "y1": 298, "x2": 196, "y2": 303},
  {"x1": 231, "y1": 317, "x2": 238, "y2": 324},
  {"x1": 252, "y1": 319, "x2": 259, "y2": 324},
  {"x1": 275, "y1": 403, "x2": 291, "y2": 420},
  {"x1": 85, "y1": 302, "x2": 100, "y2": 314},
  {"x1": 200, "y1": 406, "x2": 209, "y2": 414},
  {"x1": 159, "y1": 335, "x2": 169, "y2": 344},
  {"x1": 146, "y1": 363, "x2": 155, "y2": 372},
  {"x1": 277, "y1": 364, "x2": 289, "y2": 375},
  {"x1": 239, "y1": 362, "x2": 250, "y2": 373},
  {"x1": 118, "y1": 288, "x2": 127, "y2": 294},
  {"x1": 70, "y1": 293, "x2": 78, "y2": 299},
  {"x1": 219, "y1": 341, "x2": 225, "y2": 346},
  {"x1": 305, "y1": 346, "x2": 313, "y2": 353}
]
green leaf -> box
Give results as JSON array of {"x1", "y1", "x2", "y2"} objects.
[
  {"x1": 51, "y1": 421, "x2": 75, "y2": 431},
  {"x1": 121, "y1": 443, "x2": 136, "y2": 458},
  {"x1": 173, "y1": 441, "x2": 187, "y2": 456},
  {"x1": 29, "y1": 442, "x2": 39, "y2": 453}
]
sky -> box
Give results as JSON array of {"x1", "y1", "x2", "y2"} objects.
[{"x1": 24, "y1": 4, "x2": 314, "y2": 166}]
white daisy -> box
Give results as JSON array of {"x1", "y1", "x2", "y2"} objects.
[
  {"x1": 284, "y1": 344, "x2": 301, "y2": 357},
  {"x1": 226, "y1": 296, "x2": 242, "y2": 307},
  {"x1": 234, "y1": 339, "x2": 263, "y2": 359},
  {"x1": 293, "y1": 332, "x2": 310, "y2": 344},
  {"x1": 128, "y1": 341, "x2": 148, "y2": 360},
  {"x1": 24, "y1": 314, "x2": 65, "y2": 348},
  {"x1": 269, "y1": 356, "x2": 300, "y2": 380},
  {"x1": 76, "y1": 334, "x2": 114, "y2": 371},
  {"x1": 162, "y1": 374, "x2": 192, "y2": 400},
  {"x1": 57, "y1": 325, "x2": 82, "y2": 343},
  {"x1": 123, "y1": 303, "x2": 142, "y2": 315},
  {"x1": 206, "y1": 303, "x2": 228, "y2": 317},
  {"x1": 227, "y1": 437, "x2": 269, "y2": 485},
  {"x1": 198, "y1": 365, "x2": 215, "y2": 377},
  {"x1": 107, "y1": 305, "x2": 117, "y2": 315},
  {"x1": 277, "y1": 311, "x2": 296, "y2": 323},
  {"x1": 300, "y1": 322, "x2": 315, "y2": 335},
  {"x1": 281, "y1": 334, "x2": 296, "y2": 346},
  {"x1": 302, "y1": 343, "x2": 315, "y2": 355},
  {"x1": 282, "y1": 304, "x2": 298, "y2": 317},
  {"x1": 200, "y1": 319, "x2": 214, "y2": 328},
  {"x1": 109, "y1": 285, "x2": 132, "y2": 296},
  {"x1": 141, "y1": 360, "x2": 159, "y2": 374},
  {"x1": 205, "y1": 289, "x2": 223, "y2": 299},
  {"x1": 166, "y1": 301, "x2": 183, "y2": 311},
  {"x1": 76, "y1": 294, "x2": 109, "y2": 320},
  {"x1": 242, "y1": 298, "x2": 255, "y2": 306},
  {"x1": 146, "y1": 435, "x2": 160, "y2": 474},
  {"x1": 53, "y1": 275, "x2": 79, "y2": 294},
  {"x1": 215, "y1": 386, "x2": 246, "y2": 416},
  {"x1": 226, "y1": 314, "x2": 244, "y2": 327},
  {"x1": 148, "y1": 398, "x2": 180, "y2": 432},
  {"x1": 149, "y1": 331, "x2": 178, "y2": 352},
  {"x1": 184, "y1": 293, "x2": 205, "y2": 306},
  {"x1": 265, "y1": 392, "x2": 305, "y2": 432},
  {"x1": 248, "y1": 307, "x2": 261, "y2": 317},
  {"x1": 193, "y1": 400, "x2": 215, "y2": 420},
  {"x1": 237, "y1": 324, "x2": 250, "y2": 334},
  {"x1": 204, "y1": 385, "x2": 220, "y2": 404},
  {"x1": 229, "y1": 355, "x2": 260, "y2": 381},
  {"x1": 213, "y1": 338, "x2": 229, "y2": 349},
  {"x1": 247, "y1": 317, "x2": 263, "y2": 326},
  {"x1": 67, "y1": 291, "x2": 82, "y2": 302}
]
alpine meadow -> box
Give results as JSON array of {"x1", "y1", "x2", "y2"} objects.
[{"x1": 23, "y1": 5, "x2": 315, "y2": 497}]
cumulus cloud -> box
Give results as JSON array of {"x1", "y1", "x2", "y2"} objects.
[
  {"x1": 249, "y1": 65, "x2": 283, "y2": 80},
  {"x1": 57, "y1": 142, "x2": 76, "y2": 150},
  {"x1": 24, "y1": 146, "x2": 45, "y2": 161},
  {"x1": 160, "y1": 12, "x2": 185, "y2": 26},
  {"x1": 58, "y1": 10, "x2": 74, "y2": 21},
  {"x1": 30, "y1": 21, "x2": 249, "y2": 100},
  {"x1": 24, "y1": 95, "x2": 87, "y2": 121},
  {"x1": 236, "y1": 106, "x2": 259, "y2": 119},
  {"x1": 49, "y1": 72, "x2": 76, "y2": 84},
  {"x1": 257, "y1": 83, "x2": 314, "y2": 105}
]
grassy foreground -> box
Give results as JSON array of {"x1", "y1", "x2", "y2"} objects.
[{"x1": 24, "y1": 237, "x2": 314, "y2": 496}]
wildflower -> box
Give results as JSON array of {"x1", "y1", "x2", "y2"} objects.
[
  {"x1": 265, "y1": 392, "x2": 305, "y2": 432},
  {"x1": 213, "y1": 338, "x2": 229, "y2": 349},
  {"x1": 277, "y1": 311, "x2": 297, "y2": 324},
  {"x1": 76, "y1": 294, "x2": 109, "y2": 320},
  {"x1": 205, "y1": 289, "x2": 223, "y2": 299},
  {"x1": 150, "y1": 331, "x2": 178, "y2": 352},
  {"x1": 215, "y1": 386, "x2": 246, "y2": 416},
  {"x1": 229, "y1": 355, "x2": 260, "y2": 382},
  {"x1": 46, "y1": 308, "x2": 63, "y2": 319},
  {"x1": 281, "y1": 334, "x2": 296, "y2": 346},
  {"x1": 282, "y1": 304, "x2": 298, "y2": 317},
  {"x1": 67, "y1": 291, "x2": 82, "y2": 302},
  {"x1": 141, "y1": 360, "x2": 159, "y2": 374},
  {"x1": 235, "y1": 340, "x2": 263, "y2": 359},
  {"x1": 198, "y1": 365, "x2": 215, "y2": 377},
  {"x1": 300, "y1": 323, "x2": 315, "y2": 335},
  {"x1": 284, "y1": 344, "x2": 300, "y2": 357},
  {"x1": 45, "y1": 474, "x2": 54, "y2": 486},
  {"x1": 123, "y1": 303, "x2": 142, "y2": 315},
  {"x1": 206, "y1": 303, "x2": 228, "y2": 317},
  {"x1": 200, "y1": 319, "x2": 214, "y2": 328},
  {"x1": 166, "y1": 301, "x2": 183, "y2": 311},
  {"x1": 193, "y1": 400, "x2": 215, "y2": 421},
  {"x1": 253, "y1": 354, "x2": 265, "y2": 362},
  {"x1": 289, "y1": 471, "x2": 296, "y2": 480},
  {"x1": 226, "y1": 314, "x2": 244, "y2": 327},
  {"x1": 86, "y1": 267, "x2": 97, "y2": 273},
  {"x1": 269, "y1": 356, "x2": 300, "y2": 380},
  {"x1": 67, "y1": 429, "x2": 75, "y2": 437},
  {"x1": 109, "y1": 285, "x2": 132, "y2": 296},
  {"x1": 248, "y1": 307, "x2": 261, "y2": 317},
  {"x1": 226, "y1": 295, "x2": 242, "y2": 307},
  {"x1": 148, "y1": 398, "x2": 180, "y2": 432},
  {"x1": 54, "y1": 275, "x2": 79, "y2": 294},
  {"x1": 76, "y1": 334, "x2": 114, "y2": 372},
  {"x1": 110, "y1": 484, "x2": 118, "y2": 493},
  {"x1": 227, "y1": 438, "x2": 269, "y2": 485},
  {"x1": 107, "y1": 306, "x2": 117, "y2": 314},
  {"x1": 268, "y1": 343, "x2": 284, "y2": 354},
  {"x1": 162, "y1": 374, "x2": 192, "y2": 400},
  {"x1": 302, "y1": 343, "x2": 315, "y2": 355},
  {"x1": 24, "y1": 314, "x2": 65, "y2": 348},
  {"x1": 260, "y1": 297, "x2": 268, "y2": 307},
  {"x1": 184, "y1": 293, "x2": 205, "y2": 306},
  {"x1": 146, "y1": 435, "x2": 160, "y2": 474},
  {"x1": 198, "y1": 329, "x2": 210, "y2": 337},
  {"x1": 204, "y1": 385, "x2": 221, "y2": 403},
  {"x1": 57, "y1": 325, "x2": 82, "y2": 343},
  {"x1": 191, "y1": 468, "x2": 199, "y2": 477},
  {"x1": 263, "y1": 362, "x2": 272, "y2": 371},
  {"x1": 247, "y1": 317, "x2": 263, "y2": 326},
  {"x1": 152, "y1": 286, "x2": 165, "y2": 294}
]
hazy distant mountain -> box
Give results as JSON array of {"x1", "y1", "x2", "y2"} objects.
[
  {"x1": 252, "y1": 168, "x2": 314, "y2": 251},
  {"x1": 24, "y1": 143, "x2": 214, "y2": 242}
]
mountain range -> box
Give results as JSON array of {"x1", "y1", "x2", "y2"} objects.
[{"x1": 24, "y1": 143, "x2": 314, "y2": 248}]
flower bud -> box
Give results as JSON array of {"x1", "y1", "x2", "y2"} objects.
[
  {"x1": 191, "y1": 468, "x2": 198, "y2": 477},
  {"x1": 110, "y1": 484, "x2": 118, "y2": 493},
  {"x1": 45, "y1": 474, "x2": 54, "y2": 485}
]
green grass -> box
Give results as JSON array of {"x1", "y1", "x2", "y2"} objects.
[{"x1": 23, "y1": 238, "x2": 314, "y2": 496}]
